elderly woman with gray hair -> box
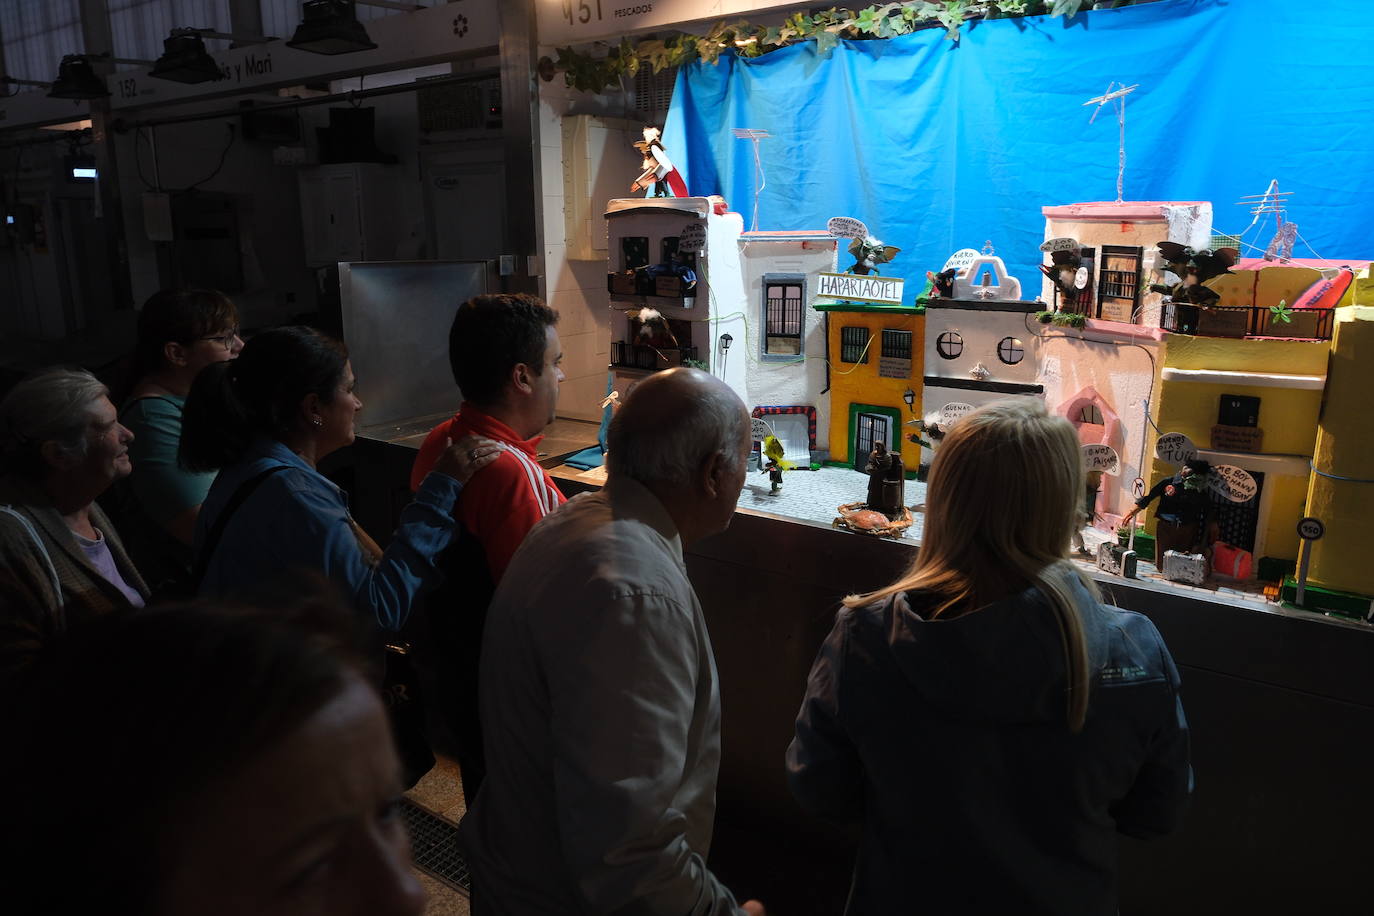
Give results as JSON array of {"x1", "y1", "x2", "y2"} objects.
[{"x1": 0, "y1": 367, "x2": 149, "y2": 676}]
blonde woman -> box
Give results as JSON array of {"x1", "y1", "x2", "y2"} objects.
[{"x1": 787, "y1": 399, "x2": 1191, "y2": 915}]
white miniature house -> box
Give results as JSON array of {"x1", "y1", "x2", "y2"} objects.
[
  {"x1": 604, "y1": 198, "x2": 747, "y2": 404},
  {"x1": 737, "y1": 230, "x2": 838, "y2": 463}
]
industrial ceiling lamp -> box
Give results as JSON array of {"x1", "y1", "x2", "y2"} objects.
[
  {"x1": 287, "y1": 0, "x2": 379, "y2": 55},
  {"x1": 149, "y1": 29, "x2": 225, "y2": 84},
  {"x1": 48, "y1": 55, "x2": 112, "y2": 100},
  {"x1": 149, "y1": 27, "x2": 278, "y2": 84}
]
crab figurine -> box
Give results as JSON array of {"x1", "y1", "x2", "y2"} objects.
[{"x1": 832, "y1": 502, "x2": 915, "y2": 538}]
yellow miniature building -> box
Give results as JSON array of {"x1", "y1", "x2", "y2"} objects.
[
  {"x1": 1147, "y1": 333, "x2": 1328, "y2": 574},
  {"x1": 813, "y1": 300, "x2": 925, "y2": 472},
  {"x1": 1302, "y1": 306, "x2": 1374, "y2": 604}
]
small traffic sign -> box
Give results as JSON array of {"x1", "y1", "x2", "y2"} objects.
[
  {"x1": 1132, "y1": 477, "x2": 1146, "y2": 499},
  {"x1": 1297, "y1": 517, "x2": 1325, "y2": 541}
]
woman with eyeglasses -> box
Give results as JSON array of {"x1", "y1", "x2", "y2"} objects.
[{"x1": 110, "y1": 289, "x2": 244, "y2": 591}]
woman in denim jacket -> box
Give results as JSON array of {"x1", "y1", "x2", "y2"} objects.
[{"x1": 788, "y1": 399, "x2": 1192, "y2": 915}]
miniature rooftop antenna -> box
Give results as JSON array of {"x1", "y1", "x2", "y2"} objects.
[
  {"x1": 732, "y1": 128, "x2": 771, "y2": 232},
  {"x1": 1234, "y1": 180, "x2": 1303, "y2": 261},
  {"x1": 1083, "y1": 82, "x2": 1138, "y2": 204}
]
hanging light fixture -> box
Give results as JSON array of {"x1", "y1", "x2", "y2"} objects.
[
  {"x1": 149, "y1": 27, "x2": 278, "y2": 84},
  {"x1": 287, "y1": 0, "x2": 380, "y2": 55},
  {"x1": 149, "y1": 29, "x2": 225, "y2": 84},
  {"x1": 44, "y1": 52, "x2": 156, "y2": 100},
  {"x1": 48, "y1": 55, "x2": 112, "y2": 100}
]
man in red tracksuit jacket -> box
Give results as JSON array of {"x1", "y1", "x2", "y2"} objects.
[{"x1": 410, "y1": 292, "x2": 565, "y2": 802}]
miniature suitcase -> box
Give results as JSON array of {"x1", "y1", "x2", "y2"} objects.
[
  {"x1": 1096, "y1": 542, "x2": 1137, "y2": 578},
  {"x1": 1211, "y1": 542, "x2": 1253, "y2": 580},
  {"x1": 1161, "y1": 550, "x2": 1208, "y2": 585}
]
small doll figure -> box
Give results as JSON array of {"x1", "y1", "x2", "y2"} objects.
[
  {"x1": 761, "y1": 435, "x2": 788, "y2": 493},
  {"x1": 631, "y1": 126, "x2": 688, "y2": 198},
  {"x1": 764, "y1": 459, "x2": 783, "y2": 493}
]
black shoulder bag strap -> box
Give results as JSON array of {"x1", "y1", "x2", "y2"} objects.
[{"x1": 192, "y1": 465, "x2": 289, "y2": 587}]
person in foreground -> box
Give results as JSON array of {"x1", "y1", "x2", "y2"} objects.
[
  {"x1": 788, "y1": 398, "x2": 1192, "y2": 916},
  {"x1": 180, "y1": 325, "x2": 497, "y2": 630},
  {"x1": 111, "y1": 288, "x2": 242, "y2": 586},
  {"x1": 1, "y1": 600, "x2": 426, "y2": 916},
  {"x1": 408, "y1": 292, "x2": 565, "y2": 800},
  {"x1": 0, "y1": 368, "x2": 148, "y2": 677},
  {"x1": 458, "y1": 367, "x2": 765, "y2": 915}
]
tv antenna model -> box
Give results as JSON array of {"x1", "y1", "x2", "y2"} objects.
[
  {"x1": 1083, "y1": 82, "x2": 1138, "y2": 204},
  {"x1": 732, "y1": 127, "x2": 771, "y2": 232}
]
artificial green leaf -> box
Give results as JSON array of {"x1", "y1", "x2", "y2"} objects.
[{"x1": 815, "y1": 29, "x2": 840, "y2": 54}]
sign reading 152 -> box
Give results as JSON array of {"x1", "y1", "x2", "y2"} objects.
[{"x1": 563, "y1": 0, "x2": 603, "y2": 24}]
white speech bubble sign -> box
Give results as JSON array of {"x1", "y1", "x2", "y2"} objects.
[
  {"x1": 1210, "y1": 465, "x2": 1258, "y2": 503},
  {"x1": 750, "y1": 417, "x2": 773, "y2": 442},
  {"x1": 827, "y1": 216, "x2": 869, "y2": 240},
  {"x1": 678, "y1": 221, "x2": 706, "y2": 253},
  {"x1": 1082, "y1": 443, "x2": 1121, "y2": 476},
  {"x1": 1154, "y1": 432, "x2": 1198, "y2": 467},
  {"x1": 940, "y1": 402, "x2": 975, "y2": 425},
  {"x1": 943, "y1": 248, "x2": 981, "y2": 275},
  {"x1": 1040, "y1": 236, "x2": 1081, "y2": 253}
]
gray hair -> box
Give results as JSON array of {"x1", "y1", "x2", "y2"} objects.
[
  {"x1": 0, "y1": 367, "x2": 108, "y2": 476},
  {"x1": 607, "y1": 380, "x2": 749, "y2": 486}
]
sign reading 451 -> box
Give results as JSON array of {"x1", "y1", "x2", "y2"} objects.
[{"x1": 540, "y1": 1, "x2": 797, "y2": 46}]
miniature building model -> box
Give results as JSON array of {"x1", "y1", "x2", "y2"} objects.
[
  {"x1": 604, "y1": 197, "x2": 746, "y2": 403},
  {"x1": 738, "y1": 230, "x2": 839, "y2": 463},
  {"x1": 814, "y1": 297, "x2": 924, "y2": 472},
  {"x1": 921, "y1": 296, "x2": 1043, "y2": 465},
  {"x1": 1041, "y1": 201, "x2": 1212, "y2": 326}
]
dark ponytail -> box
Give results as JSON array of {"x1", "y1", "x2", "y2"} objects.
[{"x1": 180, "y1": 326, "x2": 348, "y2": 471}]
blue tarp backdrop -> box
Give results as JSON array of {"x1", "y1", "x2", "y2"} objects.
[{"x1": 663, "y1": 0, "x2": 1374, "y2": 300}]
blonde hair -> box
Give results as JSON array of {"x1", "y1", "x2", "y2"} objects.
[{"x1": 847, "y1": 398, "x2": 1096, "y2": 731}]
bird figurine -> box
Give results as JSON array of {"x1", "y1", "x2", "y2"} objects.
[
  {"x1": 628, "y1": 307, "x2": 679, "y2": 350},
  {"x1": 1152, "y1": 241, "x2": 1238, "y2": 305}
]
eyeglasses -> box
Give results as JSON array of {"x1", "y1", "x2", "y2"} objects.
[{"x1": 197, "y1": 328, "x2": 241, "y2": 349}]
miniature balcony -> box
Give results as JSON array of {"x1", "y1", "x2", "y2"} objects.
[
  {"x1": 610, "y1": 341, "x2": 699, "y2": 371},
  {"x1": 607, "y1": 271, "x2": 698, "y2": 301},
  {"x1": 1161, "y1": 303, "x2": 1333, "y2": 340}
]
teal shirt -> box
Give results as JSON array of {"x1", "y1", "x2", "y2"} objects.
[{"x1": 120, "y1": 395, "x2": 215, "y2": 525}]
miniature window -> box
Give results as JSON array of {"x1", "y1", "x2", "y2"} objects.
[
  {"x1": 1080, "y1": 404, "x2": 1105, "y2": 426},
  {"x1": 840, "y1": 326, "x2": 870, "y2": 363},
  {"x1": 997, "y1": 336, "x2": 1024, "y2": 365},
  {"x1": 1096, "y1": 245, "x2": 1143, "y2": 322},
  {"x1": 763, "y1": 276, "x2": 805, "y2": 356},
  {"x1": 1218, "y1": 394, "x2": 1260, "y2": 428},
  {"x1": 881, "y1": 329, "x2": 913, "y2": 360},
  {"x1": 661, "y1": 236, "x2": 696, "y2": 271},
  {"x1": 936, "y1": 331, "x2": 963, "y2": 360},
  {"x1": 621, "y1": 236, "x2": 649, "y2": 271}
]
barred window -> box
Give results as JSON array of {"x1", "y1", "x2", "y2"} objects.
[
  {"x1": 881, "y1": 329, "x2": 912, "y2": 360},
  {"x1": 763, "y1": 278, "x2": 804, "y2": 356},
  {"x1": 840, "y1": 326, "x2": 870, "y2": 363}
]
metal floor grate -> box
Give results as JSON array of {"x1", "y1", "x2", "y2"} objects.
[{"x1": 401, "y1": 798, "x2": 471, "y2": 895}]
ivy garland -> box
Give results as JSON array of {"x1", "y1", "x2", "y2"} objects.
[{"x1": 551, "y1": 1, "x2": 1149, "y2": 93}]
